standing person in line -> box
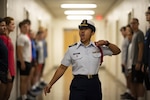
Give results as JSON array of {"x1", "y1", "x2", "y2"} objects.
[
  {"x1": 121, "y1": 24, "x2": 134, "y2": 99},
  {"x1": 40, "y1": 27, "x2": 48, "y2": 84},
  {"x1": 0, "y1": 17, "x2": 15, "y2": 100},
  {"x1": 17, "y1": 20, "x2": 32, "y2": 100},
  {"x1": 1, "y1": 16, "x2": 15, "y2": 100},
  {"x1": 0, "y1": 18, "x2": 8, "y2": 86},
  {"x1": 142, "y1": 7, "x2": 150, "y2": 100},
  {"x1": 44, "y1": 19, "x2": 121, "y2": 100},
  {"x1": 28, "y1": 30, "x2": 37, "y2": 87},
  {"x1": 34, "y1": 27, "x2": 48, "y2": 88},
  {"x1": 130, "y1": 18, "x2": 145, "y2": 100},
  {"x1": 27, "y1": 30, "x2": 45, "y2": 97},
  {"x1": 21, "y1": 19, "x2": 34, "y2": 91},
  {"x1": 120, "y1": 26, "x2": 131, "y2": 98},
  {"x1": 26, "y1": 30, "x2": 38, "y2": 99}
]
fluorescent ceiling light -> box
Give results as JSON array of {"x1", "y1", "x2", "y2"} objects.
[
  {"x1": 66, "y1": 15, "x2": 93, "y2": 20},
  {"x1": 61, "y1": 4, "x2": 97, "y2": 8},
  {"x1": 64, "y1": 10, "x2": 95, "y2": 15}
]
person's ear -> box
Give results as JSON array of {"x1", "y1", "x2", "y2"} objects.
[{"x1": 91, "y1": 31, "x2": 95, "y2": 35}]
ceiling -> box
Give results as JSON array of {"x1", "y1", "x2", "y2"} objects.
[{"x1": 37, "y1": 0, "x2": 119, "y2": 20}]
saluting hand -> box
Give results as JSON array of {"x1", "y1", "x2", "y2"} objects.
[{"x1": 95, "y1": 40, "x2": 109, "y2": 46}]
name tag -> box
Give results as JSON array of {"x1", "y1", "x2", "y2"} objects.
[{"x1": 73, "y1": 52, "x2": 80, "y2": 55}]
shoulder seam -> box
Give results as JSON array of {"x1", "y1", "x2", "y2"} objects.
[{"x1": 69, "y1": 43, "x2": 77, "y2": 47}]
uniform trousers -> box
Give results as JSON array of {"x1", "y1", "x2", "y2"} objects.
[{"x1": 69, "y1": 75, "x2": 102, "y2": 100}]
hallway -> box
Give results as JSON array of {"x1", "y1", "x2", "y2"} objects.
[
  {"x1": 0, "y1": 0, "x2": 149, "y2": 100},
  {"x1": 42, "y1": 67, "x2": 126, "y2": 100}
]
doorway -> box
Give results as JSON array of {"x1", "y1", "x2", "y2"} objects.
[{"x1": 63, "y1": 29, "x2": 79, "y2": 100}]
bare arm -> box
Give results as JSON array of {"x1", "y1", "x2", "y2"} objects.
[
  {"x1": 136, "y1": 42, "x2": 144, "y2": 70},
  {"x1": 107, "y1": 43, "x2": 121, "y2": 55},
  {"x1": 95, "y1": 40, "x2": 121, "y2": 55},
  {"x1": 137, "y1": 42, "x2": 143, "y2": 63},
  {"x1": 44, "y1": 64, "x2": 68, "y2": 95}
]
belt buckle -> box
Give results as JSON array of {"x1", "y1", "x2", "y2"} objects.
[{"x1": 87, "y1": 75, "x2": 92, "y2": 79}]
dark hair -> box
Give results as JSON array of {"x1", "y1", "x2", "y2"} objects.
[
  {"x1": 37, "y1": 31, "x2": 43, "y2": 35},
  {"x1": 120, "y1": 26, "x2": 126, "y2": 31},
  {"x1": 126, "y1": 24, "x2": 133, "y2": 34},
  {"x1": 148, "y1": 6, "x2": 150, "y2": 10},
  {"x1": 132, "y1": 18, "x2": 139, "y2": 23},
  {"x1": 0, "y1": 18, "x2": 4, "y2": 23},
  {"x1": 18, "y1": 21, "x2": 24, "y2": 28},
  {"x1": 3, "y1": 17, "x2": 14, "y2": 25},
  {"x1": 23, "y1": 19, "x2": 31, "y2": 25}
]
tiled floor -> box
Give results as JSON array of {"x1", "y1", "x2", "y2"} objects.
[{"x1": 42, "y1": 67, "x2": 126, "y2": 100}]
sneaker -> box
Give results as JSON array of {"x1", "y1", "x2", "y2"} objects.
[
  {"x1": 27, "y1": 91, "x2": 36, "y2": 100},
  {"x1": 125, "y1": 95, "x2": 136, "y2": 100},
  {"x1": 38, "y1": 81, "x2": 47, "y2": 88},
  {"x1": 120, "y1": 92, "x2": 130, "y2": 99},
  {"x1": 27, "y1": 95, "x2": 36, "y2": 100},
  {"x1": 29, "y1": 87, "x2": 43, "y2": 96},
  {"x1": 121, "y1": 93, "x2": 135, "y2": 100},
  {"x1": 17, "y1": 97, "x2": 22, "y2": 100},
  {"x1": 17, "y1": 96, "x2": 30, "y2": 100}
]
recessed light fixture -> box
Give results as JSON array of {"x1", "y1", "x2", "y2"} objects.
[
  {"x1": 61, "y1": 4, "x2": 97, "y2": 8},
  {"x1": 66, "y1": 15, "x2": 93, "y2": 20},
  {"x1": 64, "y1": 10, "x2": 95, "y2": 15}
]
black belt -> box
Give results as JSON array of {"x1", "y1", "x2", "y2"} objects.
[{"x1": 74, "y1": 74, "x2": 98, "y2": 79}]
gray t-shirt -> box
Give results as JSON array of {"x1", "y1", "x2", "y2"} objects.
[
  {"x1": 121, "y1": 37, "x2": 129, "y2": 65},
  {"x1": 131, "y1": 30, "x2": 144, "y2": 65}
]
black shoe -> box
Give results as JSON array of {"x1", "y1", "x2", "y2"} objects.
[
  {"x1": 121, "y1": 93, "x2": 135, "y2": 100},
  {"x1": 38, "y1": 81, "x2": 47, "y2": 89},
  {"x1": 29, "y1": 87, "x2": 43, "y2": 96},
  {"x1": 121, "y1": 92, "x2": 130, "y2": 98},
  {"x1": 27, "y1": 91, "x2": 36, "y2": 100},
  {"x1": 17, "y1": 96, "x2": 30, "y2": 100},
  {"x1": 17, "y1": 97, "x2": 22, "y2": 100}
]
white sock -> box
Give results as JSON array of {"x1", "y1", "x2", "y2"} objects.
[
  {"x1": 40, "y1": 78, "x2": 44, "y2": 82},
  {"x1": 137, "y1": 97, "x2": 144, "y2": 100},
  {"x1": 126, "y1": 89, "x2": 131, "y2": 94},
  {"x1": 32, "y1": 85, "x2": 37, "y2": 90},
  {"x1": 32, "y1": 81, "x2": 40, "y2": 89},
  {"x1": 21, "y1": 94, "x2": 27, "y2": 100}
]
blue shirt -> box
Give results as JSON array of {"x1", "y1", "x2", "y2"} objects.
[
  {"x1": 31, "y1": 39, "x2": 37, "y2": 60},
  {"x1": 61, "y1": 41, "x2": 113, "y2": 75}
]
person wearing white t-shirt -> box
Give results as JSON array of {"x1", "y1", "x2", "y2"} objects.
[
  {"x1": 17, "y1": 20, "x2": 32, "y2": 100},
  {"x1": 122, "y1": 24, "x2": 134, "y2": 99}
]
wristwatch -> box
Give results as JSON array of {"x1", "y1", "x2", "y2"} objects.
[{"x1": 106, "y1": 41, "x2": 110, "y2": 46}]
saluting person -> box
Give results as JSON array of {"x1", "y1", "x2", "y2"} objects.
[{"x1": 44, "y1": 19, "x2": 121, "y2": 100}]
